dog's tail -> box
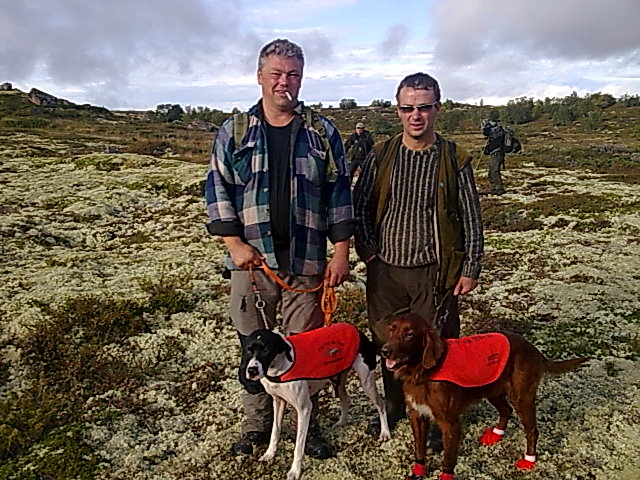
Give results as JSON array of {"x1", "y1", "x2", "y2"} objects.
[{"x1": 544, "y1": 357, "x2": 588, "y2": 376}]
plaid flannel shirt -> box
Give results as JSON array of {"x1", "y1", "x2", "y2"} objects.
[{"x1": 205, "y1": 101, "x2": 353, "y2": 276}]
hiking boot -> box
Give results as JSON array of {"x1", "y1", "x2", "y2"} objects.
[
  {"x1": 230, "y1": 431, "x2": 270, "y2": 455},
  {"x1": 305, "y1": 429, "x2": 333, "y2": 459}
]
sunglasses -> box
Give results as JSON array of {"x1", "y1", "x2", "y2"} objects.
[{"x1": 397, "y1": 102, "x2": 438, "y2": 114}]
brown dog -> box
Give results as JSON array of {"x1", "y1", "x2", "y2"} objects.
[{"x1": 381, "y1": 313, "x2": 587, "y2": 480}]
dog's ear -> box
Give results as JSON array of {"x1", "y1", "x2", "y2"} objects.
[
  {"x1": 421, "y1": 326, "x2": 445, "y2": 370},
  {"x1": 275, "y1": 334, "x2": 293, "y2": 362}
]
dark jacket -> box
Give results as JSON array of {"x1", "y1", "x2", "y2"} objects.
[
  {"x1": 482, "y1": 123, "x2": 505, "y2": 155},
  {"x1": 344, "y1": 130, "x2": 374, "y2": 160},
  {"x1": 361, "y1": 133, "x2": 482, "y2": 292}
]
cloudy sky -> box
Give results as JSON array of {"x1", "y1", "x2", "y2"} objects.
[{"x1": 2, "y1": 0, "x2": 639, "y2": 111}]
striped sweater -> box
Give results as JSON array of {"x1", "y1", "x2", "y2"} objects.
[{"x1": 354, "y1": 137, "x2": 483, "y2": 281}]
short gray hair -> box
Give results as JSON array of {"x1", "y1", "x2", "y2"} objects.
[
  {"x1": 258, "y1": 39, "x2": 305, "y2": 70},
  {"x1": 395, "y1": 72, "x2": 441, "y2": 103}
]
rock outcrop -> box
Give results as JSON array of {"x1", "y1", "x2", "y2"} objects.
[{"x1": 28, "y1": 88, "x2": 73, "y2": 107}]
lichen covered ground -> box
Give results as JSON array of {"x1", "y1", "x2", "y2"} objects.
[{"x1": 1, "y1": 132, "x2": 638, "y2": 480}]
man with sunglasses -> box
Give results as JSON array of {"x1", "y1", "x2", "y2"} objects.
[{"x1": 353, "y1": 73, "x2": 484, "y2": 447}]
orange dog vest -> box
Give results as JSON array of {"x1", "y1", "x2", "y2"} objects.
[
  {"x1": 429, "y1": 333, "x2": 510, "y2": 387},
  {"x1": 275, "y1": 323, "x2": 360, "y2": 382}
]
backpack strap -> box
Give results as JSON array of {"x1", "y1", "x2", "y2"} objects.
[
  {"x1": 302, "y1": 106, "x2": 339, "y2": 182},
  {"x1": 232, "y1": 112, "x2": 249, "y2": 147}
]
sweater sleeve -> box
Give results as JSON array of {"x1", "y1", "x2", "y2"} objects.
[
  {"x1": 457, "y1": 162, "x2": 484, "y2": 279},
  {"x1": 353, "y1": 150, "x2": 380, "y2": 260}
]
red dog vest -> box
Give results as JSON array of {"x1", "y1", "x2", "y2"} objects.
[
  {"x1": 275, "y1": 323, "x2": 360, "y2": 382},
  {"x1": 429, "y1": 333, "x2": 510, "y2": 387}
]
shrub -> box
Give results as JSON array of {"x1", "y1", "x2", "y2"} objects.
[{"x1": 339, "y1": 98, "x2": 358, "y2": 109}]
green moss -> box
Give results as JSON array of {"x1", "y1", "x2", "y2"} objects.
[
  {"x1": 0, "y1": 117, "x2": 51, "y2": 129},
  {"x1": 462, "y1": 295, "x2": 535, "y2": 336},
  {"x1": 73, "y1": 153, "x2": 157, "y2": 171},
  {"x1": 0, "y1": 424, "x2": 99, "y2": 480},
  {"x1": 139, "y1": 270, "x2": 198, "y2": 315},
  {"x1": 482, "y1": 199, "x2": 544, "y2": 232},
  {"x1": 531, "y1": 313, "x2": 639, "y2": 361},
  {"x1": 483, "y1": 192, "x2": 629, "y2": 233},
  {"x1": 18, "y1": 296, "x2": 148, "y2": 396},
  {"x1": 332, "y1": 286, "x2": 367, "y2": 331},
  {"x1": 573, "y1": 218, "x2": 613, "y2": 232},
  {"x1": 2, "y1": 273, "x2": 199, "y2": 468}
]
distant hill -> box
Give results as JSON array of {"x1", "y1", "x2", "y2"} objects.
[{"x1": 1, "y1": 86, "x2": 639, "y2": 183}]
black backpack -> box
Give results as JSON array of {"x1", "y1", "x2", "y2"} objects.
[{"x1": 503, "y1": 127, "x2": 521, "y2": 154}]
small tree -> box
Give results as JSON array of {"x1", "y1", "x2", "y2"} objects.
[
  {"x1": 339, "y1": 98, "x2": 357, "y2": 109},
  {"x1": 369, "y1": 114, "x2": 400, "y2": 137},
  {"x1": 503, "y1": 97, "x2": 534, "y2": 124},
  {"x1": 438, "y1": 109, "x2": 465, "y2": 133},
  {"x1": 153, "y1": 104, "x2": 184, "y2": 123},
  {"x1": 370, "y1": 99, "x2": 391, "y2": 108},
  {"x1": 582, "y1": 110, "x2": 603, "y2": 131}
]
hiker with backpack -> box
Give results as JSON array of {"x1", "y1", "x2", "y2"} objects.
[
  {"x1": 344, "y1": 121, "x2": 374, "y2": 177},
  {"x1": 481, "y1": 119, "x2": 521, "y2": 195},
  {"x1": 205, "y1": 38, "x2": 353, "y2": 460},
  {"x1": 353, "y1": 72, "x2": 484, "y2": 449}
]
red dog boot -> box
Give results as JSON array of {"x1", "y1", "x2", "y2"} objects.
[
  {"x1": 515, "y1": 454, "x2": 536, "y2": 470},
  {"x1": 479, "y1": 426, "x2": 505, "y2": 445},
  {"x1": 438, "y1": 473, "x2": 455, "y2": 480},
  {"x1": 408, "y1": 462, "x2": 426, "y2": 479}
]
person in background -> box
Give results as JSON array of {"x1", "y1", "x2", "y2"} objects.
[
  {"x1": 353, "y1": 72, "x2": 484, "y2": 452},
  {"x1": 481, "y1": 119, "x2": 506, "y2": 195},
  {"x1": 205, "y1": 38, "x2": 353, "y2": 459},
  {"x1": 344, "y1": 121, "x2": 374, "y2": 177}
]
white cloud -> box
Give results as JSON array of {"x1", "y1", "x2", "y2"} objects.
[
  {"x1": 431, "y1": 0, "x2": 640, "y2": 65},
  {"x1": 1, "y1": 0, "x2": 639, "y2": 110}
]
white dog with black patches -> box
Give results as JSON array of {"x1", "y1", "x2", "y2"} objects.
[{"x1": 245, "y1": 323, "x2": 391, "y2": 480}]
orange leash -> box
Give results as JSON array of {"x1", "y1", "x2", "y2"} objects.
[{"x1": 249, "y1": 260, "x2": 336, "y2": 327}]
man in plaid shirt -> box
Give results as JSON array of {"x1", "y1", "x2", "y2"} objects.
[{"x1": 205, "y1": 38, "x2": 353, "y2": 459}]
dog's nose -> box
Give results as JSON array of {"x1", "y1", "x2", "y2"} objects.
[
  {"x1": 247, "y1": 366, "x2": 259, "y2": 378},
  {"x1": 380, "y1": 345, "x2": 391, "y2": 358}
]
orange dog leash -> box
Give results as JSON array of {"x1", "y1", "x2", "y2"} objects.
[{"x1": 249, "y1": 260, "x2": 336, "y2": 327}]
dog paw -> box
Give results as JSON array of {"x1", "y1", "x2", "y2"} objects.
[
  {"x1": 379, "y1": 430, "x2": 391, "y2": 441},
  {"x1": 405, "y1": 462, "x2": 426, "y2": 479},
  {"x1": 479, "y1": 426, "x2": 504, "y2": 445},
  {"x1": 286, "y1": 469, "x2": 301, "y2": 480},
  {"x1": 515, "y1": 458, "x2": 536, "y2": 470},
  {"x1": 258, "y1": 451, "x2": 275, "y2": 462}
]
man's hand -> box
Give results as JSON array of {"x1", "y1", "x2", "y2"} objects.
[
  {"x1": 222, "y1": 236, "x2": 263, "y2": 269},
  {"x1": 453, "y1": 276, "x2": 478, "y2": 296},
  {"x1": 324, "y1": 240, "x2": 350, "y2": 287}
]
